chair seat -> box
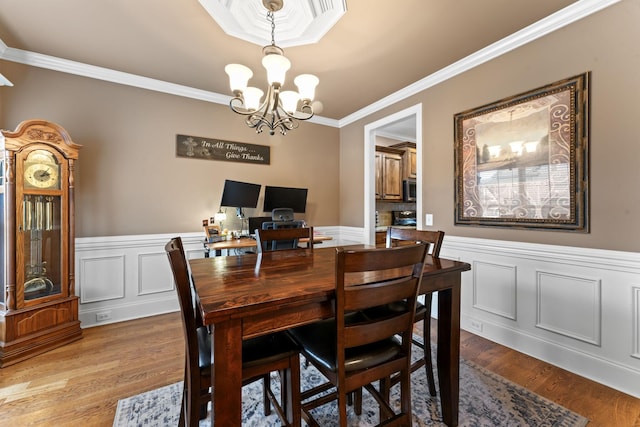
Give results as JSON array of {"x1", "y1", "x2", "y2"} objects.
[
  {"x1": 290, "y1": 313, "x2": 402, "y2": 373},
  {"x1": 242, "y1": 332, "x2": 300, "y2": 369},
  {"x1": 197, "y1": 327, "x2": 299, "y2": 370}
]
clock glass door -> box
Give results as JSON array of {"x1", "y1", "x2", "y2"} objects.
[{"x1": 19, "y1": 148, "x2": 65, "y2": 304}]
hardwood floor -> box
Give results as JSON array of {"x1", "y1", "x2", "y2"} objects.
[{"x1": 0, "y1": 312, "x2": 638, "y2": 426}]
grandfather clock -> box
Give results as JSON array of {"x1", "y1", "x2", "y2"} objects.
[{"x1": 0, "y1": 120, "x2": 82, "y2": 367}]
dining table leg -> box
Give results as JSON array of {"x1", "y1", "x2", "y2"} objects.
[
  {"x1": 436, "y1": 278, "x2": 461, "y2": 426},
  {"x1": 212, "y1": 318, "x2": 243, "y2": 426}
]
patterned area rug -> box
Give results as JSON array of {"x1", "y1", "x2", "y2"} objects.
[{"x1": 114, "y1": 343, "x2": 589, "y2": 426}]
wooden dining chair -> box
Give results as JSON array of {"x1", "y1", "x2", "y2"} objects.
[
  {"x1": 255, "y1": 226, "x2": 314, "y2": 252},
  {"x1": 165, "y1": 237, "x2": 302, "y2": 427},
  {"x1": 381, "y1": 227, "x2": 445, "y2": 396},
  {"x1": 289, "y1": 244, "x2": 429, "y2": 426}
]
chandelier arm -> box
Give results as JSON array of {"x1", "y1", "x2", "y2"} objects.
[
  {"x1": 229, "y1": 100, "x2": 274, "y2": 135},
  {"x1": 286, "y1": 106, "x2": 314, "y2": 121},
  {"x1": 299, "y1": 102, "x2": 314, "y2": 117},
  {"x1": 245, "y1": 114, "x2": 270, "y2": 134},
  {"x1": 272, "y1": 109, "x2": 298, "y2": 132},
  {"x1": 275, "y1": 117, "x2": 297, "y2": 131},
  {"x1": 228, "y1": 95, "x2": 269, "y2": 118},
  {"x1": 267, "y1": 85, "x2": 278, "y2": 114},
  {"x1": 229, "y1": 96, "x2": 250, "y2": 115}
]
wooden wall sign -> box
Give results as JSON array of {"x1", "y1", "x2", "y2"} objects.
[{"x1": 176, "y1": 134, "x2": 270, "y2": 165}]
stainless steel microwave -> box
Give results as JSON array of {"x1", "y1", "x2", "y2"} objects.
[{"x1": 403, "y1": 179, "x2": 416, "y2": 202}]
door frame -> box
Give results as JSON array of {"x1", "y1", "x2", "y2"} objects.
[{"x1": 363, "y1": 104, "x2": 422, "y2": 244}]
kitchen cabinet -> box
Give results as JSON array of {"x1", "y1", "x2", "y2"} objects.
[
  {"x1": 391, "y1": 141, "x2": 417, "y2": 180},
  {"x1": 375, "y1": 146, "x2": 403, "y2": 201}
]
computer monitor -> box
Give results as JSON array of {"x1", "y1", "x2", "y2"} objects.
[
  {"x1": 263, "y1": 186, "x2": 308, "y2": 213},
  {"x1": 220, "y1": 180, "x2": 261, "y2": 217},
  {"x1": 248, "y1": 216, "x2": 272, "y2": 234}
]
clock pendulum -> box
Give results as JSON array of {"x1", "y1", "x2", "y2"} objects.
[{"x1": 23, "y1": 195, "x2": 55, "y2": 299}]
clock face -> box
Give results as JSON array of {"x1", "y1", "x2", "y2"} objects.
[{"x1": 24, "y1": 163, "x2": 60, "y2": 189}]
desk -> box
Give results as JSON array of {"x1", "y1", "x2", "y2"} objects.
[
  {"x1": 204, "y1": 234, "x2": 332, "y2": 256},
  {"x1": 189, "y1": 246, "x2": 470, "y2": 426}
]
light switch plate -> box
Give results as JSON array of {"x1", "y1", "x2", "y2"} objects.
[{"x1": 425, "y1": 214, "x2": 433, "y2": 226}]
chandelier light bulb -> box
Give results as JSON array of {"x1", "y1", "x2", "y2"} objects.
[
  {"x1": 262, "y1": 53, "x2": 291, "y2": 86},
  {"x1": 224, "y1": 64, "x2": 253, "y2": 94},
  {"x1": 243, "y1": 87, "x2": 264, "y2": 111},
  {"x1": 279, "y1": 91, "x2": 300, "y2": 114},
  {"x1": 294, "y1": 74, "x2": 319, "y2": 102}
]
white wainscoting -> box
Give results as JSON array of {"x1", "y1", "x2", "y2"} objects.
[
  {"x1": 75, "y1": 228, "x2": 345, "y2": 328},
  {"x1": 75, "y1": 232, "x2": 207, "y2": 327},
  {"x1": 439, "y1": 235, "x2": 640, "y2": 399},
  {"x1": 74, "y1": 229, "x2": 640, "y2": 398}
]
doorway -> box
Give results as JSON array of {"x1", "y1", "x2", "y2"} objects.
[{"x1": 364, "y1": 104, "x2": 422, "y2": 244}]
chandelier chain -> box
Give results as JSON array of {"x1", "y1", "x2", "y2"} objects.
[{"x1": 268, "y1": 11, "x2": 276, "y2": 46}]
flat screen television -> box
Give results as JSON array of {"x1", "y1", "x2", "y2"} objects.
[
  {"x1": 220, "y1": 180, "x2": 261, "y2": 209},
  {"x1": 263, "y1": 186, "x2": 308, "y2": 213}
]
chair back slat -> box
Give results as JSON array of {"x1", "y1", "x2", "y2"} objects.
[
  {"x1": 386, "y1": 227, "x2": 445, "y2": 257},
  {"x1": 344, "y1": 277, "x2": 418, "y2": 311},
  {"x1": 256, "y1": 226, "x2": 314, "y2": 252},
  {"x1": 344, "y1": 311, "x2": 414, "y2": 348}
]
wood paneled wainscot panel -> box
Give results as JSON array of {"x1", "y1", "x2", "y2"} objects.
[
  {"x1": 472, "y1": 261, "x2": 517, "y2": 320},
  {"x1": 536, "y1": 271, "x2": 602, "y2": 345},
  {"x1": 79, "y1": 255, "x2": 126, "y2": 303}
]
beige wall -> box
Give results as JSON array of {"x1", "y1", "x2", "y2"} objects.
[
  {"x1": 0, "y1": 62, "x2": 340, "y2": 237},
  {"x1": 1, "y1": 1, "x2": 639, "y2": 252},
  {"x1": 340, "y1": 0, "x2": 640, "y2": 253}
]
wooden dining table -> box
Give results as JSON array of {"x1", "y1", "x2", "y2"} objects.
[{"x1": 189, "y1": 245, "x2": 471, "y2": 426}]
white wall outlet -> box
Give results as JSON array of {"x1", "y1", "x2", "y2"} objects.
[
  {"x1": 96, "y1": 311, "x2": 112, "y2": 322},
  {"x1": 425, "y1": 213, "x2": 433, "y2": 226},
  {"x1": 469, "y1": 319, "x2": 483, "y2": 333}
]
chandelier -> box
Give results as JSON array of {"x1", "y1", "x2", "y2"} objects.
[{"x1": 224, "y1": 0, "x2": 319, "y2": 136}]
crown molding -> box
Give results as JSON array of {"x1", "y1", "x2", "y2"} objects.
[
  {"x1": 0, "y1": 0, "x2": 619, "y2": 128},
  {"x1": 338, "y1": 0, "x2": 621, "y2": 127},
  {"x1": 0, "y1": 46, "x2": 338, "y2": 127},
  {"x1": 1, "y1": 47, "x2": 231, "y2": 104}
]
